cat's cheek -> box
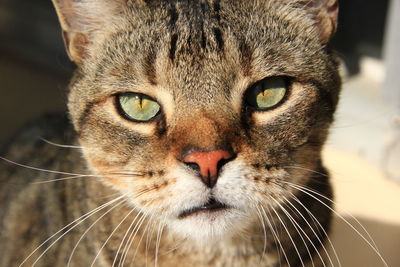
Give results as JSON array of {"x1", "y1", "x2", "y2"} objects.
[{"x1": 215, "y1": 161, "x2": 290, "y2": 205}]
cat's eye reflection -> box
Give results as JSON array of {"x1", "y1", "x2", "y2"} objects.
[
  {"x1": 117, "y1": 93, "x2": 161, "y2": 122},
  {"x1": 245, "y1": 77, "x2": 288, "y2": 111}
]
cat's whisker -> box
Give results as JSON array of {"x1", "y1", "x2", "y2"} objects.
[
  {"x1": 282, "y1": 164, "x2": 352, "y2": 186},
  {"x1": 145, "y1": 214, "x2": 158, "y2": 266},
  {"x1": 282, "y1": 165, "x2": 329, "y2": 178},
  {"x1": 258, "y1": 206, "x2": 282, "y2": 267},
  {"x1": 39, "y1": 137, "x2": 83, "y2": 149},
  {"x1": 282, "y1": 197, "x2": 330, "y2": 267},
  {"x1": 90, "y1": 207, "x2": 136, "y2": 267},
  {"x1": 160, "y1": 237, "x2": 188, "y2": 256},
  {"x1": 0, "y1": 156, "x2": 89, "y2": 177},
  {"x1": 113, "y1": 191, "x2": 159, "y2": 267},
  {"x1": 22, "y1": 195, "x2": 126, "y2": 267},
  {"x1": 128, "y1": 213, "x2": 152, "y2": 267},
  {"x1": 268, "y1": 201, "x2": 305, "y2": 267},
  {"x1": 284, "y1": 181, "x2": 379, "y2": 249},
  {"x1": 111, "y1": 204, "x2": 148, "y2": 267},
  {"x1": 155, "y1": 213, "x2": 168, "y2": 267},
  {"x1": 31, "y1": 174, "x2": 104, "y2": 184},
  {"x1": 255, "y1": 205, "x2": 268, "y2": 261},
  {"x1": 282, "y1": 196, "x2": 334, "y2": 267},
  {"x1": 66, "y1": 197, "x2": 129, "y2": 267},
  {"x1": 272, "y1": 198, "x2": 317, "y2": 267},
  {"x1": 31, "y1": 173, "x2": 144, "y2": 184},
  {"x1": 262, "y1": 205, "x2": 291, "y2": 267},
  {"x1": 128, "y1": 212, "x2": 154, "y2": 267},
  {"x1": 106, "y1": 171, "x2": 147, "y2": 177},
  {"x1": 284, "y1": 182, "x2": 389, "y2": 267},
  {"x1": 119, "y1": 208, "x2": 152, "y2": 267},
  {"x1": 288, "y1": 193, "x2": 342, "y2": 267},
  {"x1": 67, "y1": 188, "x2": 152, "y2": 266}
]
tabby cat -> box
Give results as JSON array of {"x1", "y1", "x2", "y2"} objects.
[{"x1": 0, "y1": 0, "x2": 341, "y2": 266}]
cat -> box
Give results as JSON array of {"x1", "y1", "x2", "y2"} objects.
[{"x1": 0, "y1": 0, "x2": 341, "y2": 266}]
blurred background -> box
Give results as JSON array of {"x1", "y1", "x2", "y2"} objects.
[{"x1": 0, "y1": 0, "x2": 399, "y2": 266}]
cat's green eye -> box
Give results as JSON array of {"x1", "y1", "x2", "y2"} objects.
[
  {"x1": 245, "y1": 77, "x2": 288, "y2": 110},
  {"x1": 117, "y1": 93, "x2": 161, "y2": 122}
]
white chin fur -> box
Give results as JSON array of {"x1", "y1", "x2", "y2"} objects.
[{"x1": 167, "y1": 209, "x2": 251, "y2": 242}]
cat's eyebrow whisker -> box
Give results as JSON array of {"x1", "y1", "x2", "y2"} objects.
[
  {"x1": 19, "y1": 194, "x2": 126, "y2": 267},
  {"x1": 271, "y1": 198, "x2": 318, "y2": 267},
  {"x1": 39, "y1": 137, "x2": 83, "y2": 149},
  {"x1": 288, "y1": 193, "x2": 342, "y2": 267},
  {"x1": 284, "y1": 182, "x2": 389, "y2": 267}
]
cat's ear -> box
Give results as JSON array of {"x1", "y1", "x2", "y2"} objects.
[
  {"x1": 298, "y1": 0, "x2": 339, "y2": 43},
  {"x1": 51, "y1": 0, "x2": 127, "y2": 63}
]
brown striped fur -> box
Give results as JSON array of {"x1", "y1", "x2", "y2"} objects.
[{"x1": 1, "y1": 0, "x2": 340, "y2": 266}]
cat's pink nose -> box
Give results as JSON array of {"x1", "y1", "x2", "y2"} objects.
[{"x1": 182, "y1": 150, "x2": 234, "y2": 188}]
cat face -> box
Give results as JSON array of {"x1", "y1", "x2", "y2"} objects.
[{"x1": 55, "y1": 0, "x2": 340, "y2": 241}]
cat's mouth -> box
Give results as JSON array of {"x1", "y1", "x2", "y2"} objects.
[{"x1": 178, "y1": 198, "x2": 229, "y2": 219}]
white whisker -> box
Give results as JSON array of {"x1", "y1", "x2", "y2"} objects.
[
  {"x1": 289, "y1": 193, "x2": 342, "y2": 267},
  {"x1": 19, "y1": 195, "x2": 126, "y2": 267},
  {"x1": 285, "y1": 182, "x2": 389, "y2": 267},
  {"x1": 262, "y1": 205, "x2": 290, "y2": 267},
  {"x1": 40, "y1": 137, "x2": 83, "y2": 149},
  {"x1": 91, "y1": 208, "x2": 135, "y2": 267},
  {"x1": 255, "y1": 205, "x2": 268, "y2": 261},
  {"x1": 66, "y1": 198, "x2": 129, "y2": 267},
  {"x1": 1, "y1": 156, "x2": 88, "y2": 177},
  {"x1": 119, "y1": 210, "x2": 152, "y2": 267},
  {"x1": 269, "y1": 201, "x2": 305, "y2": 267},
  {"x1": 277, "y1": 198, "x2": 323, "y2": 267}
]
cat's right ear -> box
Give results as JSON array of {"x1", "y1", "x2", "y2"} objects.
[
  {"x1": 298, "y1": 0, "x2": 339, "y2": 43},
  {"x1": 51, "y1": 0, "x2": 126, "y2": 63}
]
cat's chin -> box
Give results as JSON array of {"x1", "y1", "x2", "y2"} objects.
[{"x1": 167, "y1": 208, "x2": 251, "y2": 242}]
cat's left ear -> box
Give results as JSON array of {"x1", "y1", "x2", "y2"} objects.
[
  {"x1": 51, "y1": 0, "x2": 127, "y2": 63},
  {"x1": 299, "y1": 0, "x2": 339, "y2": 43}
]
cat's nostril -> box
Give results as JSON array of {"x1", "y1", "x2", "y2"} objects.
[
  {"x1": 182, "y1": 149, "x2": 235, "y2": 188},
  {"x1": 184, "y1": 162, "x2": 201, "y2": 172}
]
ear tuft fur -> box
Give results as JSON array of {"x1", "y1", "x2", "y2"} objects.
[
  {"x1": 297, "y1": 0, "x2": 339, "y2": 43},
  {"x1": 51, "y1": 0, "x2": 127, "y2": 63}
]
